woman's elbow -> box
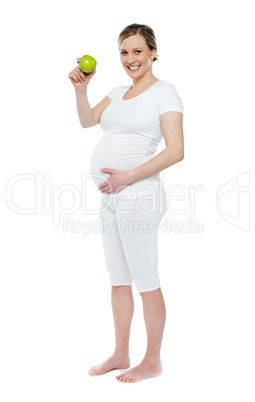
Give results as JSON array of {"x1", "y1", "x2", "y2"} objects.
[
  {"x1": 166, "y1": 148, "x2": 184, "y2": 164},
  {"x1": 81, "y1": 119, "x2": 98, "y2": 129},
  {"x1": 81, "y1": 122, "x2": 93, "y2": 129},
  {"x1": 174, "y1": 150, "x2": 184, "y2": 162},
  {"x1": 178, "y1": 152, "x2": 184, "y2": 161}
]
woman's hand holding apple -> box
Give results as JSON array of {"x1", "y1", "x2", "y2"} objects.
[{"x1": 68, "y1": 57, "x2": 96, "y2": 89}]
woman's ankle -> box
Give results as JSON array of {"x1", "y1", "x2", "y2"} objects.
[
  {"x1": 141, "y1": 354, "x2": 161, "y2": 366},
  {"x1": 114, "y1": 348, "x2": 130, "y2": 358}
]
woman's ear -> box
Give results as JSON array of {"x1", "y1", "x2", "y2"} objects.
[{"x1": 151, "y1": 48, "x2": 156, "y2": 60}]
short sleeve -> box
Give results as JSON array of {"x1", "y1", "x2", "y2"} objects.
[
  {"x1": 156, "y1": 83, "x2": 184, "y2": 115},
  {"x1": 105, "y1": 86, "x2": 119, "y2": 99}
]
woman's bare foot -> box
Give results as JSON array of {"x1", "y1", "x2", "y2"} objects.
[
  {"x1": 88, "y1": 352, "x2": 130, "y2": 376},
  {"x1": 115, "y1": 360, "x2": 162, "y2": 383}
]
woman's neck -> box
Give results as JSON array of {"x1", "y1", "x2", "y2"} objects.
[{"x1": 131, "y1": 73, "x2": 159, "y2": 92}]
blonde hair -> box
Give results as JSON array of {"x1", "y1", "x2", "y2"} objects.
[{"x1": 118, "y1": 23, "x2": 159, "y2": 62}]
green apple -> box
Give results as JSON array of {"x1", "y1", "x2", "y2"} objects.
[{"x1": 79, "y1": 55, "x2": 97, "y2": 73}]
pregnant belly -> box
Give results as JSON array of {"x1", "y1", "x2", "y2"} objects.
[{"x1": 90, "y1": 134, "x2": 151, "y2": 188}]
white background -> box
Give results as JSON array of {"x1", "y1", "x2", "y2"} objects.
[{"x1": 1, "y1": 0, "x2": 254, "y2": 401}]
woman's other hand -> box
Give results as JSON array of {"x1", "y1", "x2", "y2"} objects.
[{"x1": 68, "y1": 57, "x2": 96, "y2": 89}]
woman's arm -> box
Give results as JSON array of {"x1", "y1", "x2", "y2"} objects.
[
  {"x1": 98, "y1": 111, "x2": 184, "y2": 194},
  {"x1": 69, "y1": 60, "x2": 111, "y2": 128},
  {"x1": 75, "y1": 88, "x2": 111, "y2": 128},
  {"x1": 75, "y1": 87, "x2": 94, "y2": 128},
  {"x1": 126, "y1": 111, "x2": 184, "y2": 184}
]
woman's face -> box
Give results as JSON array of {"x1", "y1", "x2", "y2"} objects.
[{"x1": 119, "y1": 34, "x2": 156, "y2": 79}]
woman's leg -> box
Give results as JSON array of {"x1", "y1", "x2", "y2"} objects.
[
  {"x1": 89, "y1": 197, "x2": 134, "y2": 376},
  {"x1": 116, "y1": 288, "x2": 165, "y2": 383},
  {"x1": 115, "y1": 189, "x2": 167, "y2": 382},
  {"x1": 88, "y1": 285, "x2": 134, "y2": 376},
  {"x1": 112, "y1": 285, "x2": 134, "y2": 355},
  {"x1": 140, "y1": 287, "x2": 166, "y2": 364}
]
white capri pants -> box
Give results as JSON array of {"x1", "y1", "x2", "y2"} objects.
[{"x1": 100, "y1": 182, "x2": 168, "y2": 293}]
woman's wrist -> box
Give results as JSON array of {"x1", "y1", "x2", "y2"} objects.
[
  {"x1": 125, "y1": 170, "x2": 136, "y2": 185},
  {"x1": 75, "y1": 86, "x2": 88, "y2": 93}
]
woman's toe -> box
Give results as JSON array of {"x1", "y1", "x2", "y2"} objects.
[{"x1": 88, "y1": 366, "x2": 98, "y2": 374}]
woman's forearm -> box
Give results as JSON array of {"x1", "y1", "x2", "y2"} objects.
[
  {"x1": 75, "y1": 87, "x2": 95, "y2": 128},
  {"x1": 126, "y1": 148, "x2": 184, "y2": 185}
]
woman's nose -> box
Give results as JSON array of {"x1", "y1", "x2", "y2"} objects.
[{"x1": 127, "y1": 54, "x2": 135, "y2": 64}]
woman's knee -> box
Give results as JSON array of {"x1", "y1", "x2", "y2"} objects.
[{"x1": 111, "y1": 284, "x2": 132, "y2": 291}]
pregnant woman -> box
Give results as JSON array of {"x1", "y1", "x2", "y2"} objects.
[{"x1": 68, "y1": 23, "x2": 184, "y2": 383}]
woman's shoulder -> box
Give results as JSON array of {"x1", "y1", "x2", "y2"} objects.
[
  {"x1": 152, "y1": 80, "x2": 179, "y2": 99},
  {"x1": 154, "y1": 80, "x2": 184, "y2": 114},
  {"x1": 157, "y1": 80, "x2": 177, "y2": 90},
  {"x1": 105, "y1": 85, "x2": 129, "y2": 99},
  {"x1": 155, "y1": 80, "x2": 182, "y2": 96}
]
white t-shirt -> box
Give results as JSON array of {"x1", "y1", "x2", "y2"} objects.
[{"x1": 90, "y1": 80, "x2": 184, "y2": 199}]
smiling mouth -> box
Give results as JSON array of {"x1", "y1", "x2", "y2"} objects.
[{"x1": 127, "y1": 65, "x2": 141, "y2": 71}]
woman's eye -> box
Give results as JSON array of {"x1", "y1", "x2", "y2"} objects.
[{"x1": 121, "y1": 50, "x2": 141, "y2": 55}]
